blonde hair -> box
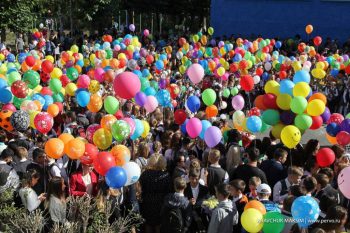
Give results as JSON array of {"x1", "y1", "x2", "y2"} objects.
[
  {"x1": 208, "y1": 149, "x2": 221, "y2": 163},
  {"x1": 138, "y1": 142, "x2": 150, "y2": 159},
  {"x1": 147, "y1": 153, "x2": 167, "y2": 171}
]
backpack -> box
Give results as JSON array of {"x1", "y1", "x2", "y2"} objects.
[{"x1": 161, "y1": 207, "x2": 184, "y2": 233}]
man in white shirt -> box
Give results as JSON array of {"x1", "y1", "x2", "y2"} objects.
[
  {"x1": 48, "y1": 158, "x2": 62, "y2": 178},
  {"x1": 273, "y1": 166, "x2": 303, "y2": 203}
]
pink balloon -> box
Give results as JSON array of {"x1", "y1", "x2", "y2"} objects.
[
  {"x1": 143, "y1": 29, "x2": 150, "y2": 37},
  {"x1": 186, "y1": 117, "x2": 202, "y2": 138},
  {"x1": 144, "y1": 96, "x2": 158, "y2": 113},
  {"x1": 187, "y1": 64, "x2": 204, "y2": 84},
  {"x1": 86, "y1": 124, "x2": 101, "y2": 143},
  {"x1": 114, "y1": 45, "x2": 121, "y2": 51},
  {"x1": 2, "y1": 103, "x2": 16, "y2": 112},
  {"x1": 338, "y1": 166, "x2": 350, "y2": 198},
  {"x1": 34, "y1": 112, "x2": 53, "y2": 134},
  {"x1": 94, "y1": 68, "x2": 105, "y2": 83},
  {"x1": 232, "y1": 95, "x2": 245, "y2": 111},
  {"x1": 113, "y1": 72, "x2": 141, "y2": 100},
  {"x1": 122, "y1": 117, "x2": 135, "y2": 136},
  {"x1": 77, "y1": 74, "x2": 90, "y2": 88}
]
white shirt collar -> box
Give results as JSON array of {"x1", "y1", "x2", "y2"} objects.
[
  {"x1": 233, "y1": 193, "x2": 243, "y2": 202},
  {"x1": 0, "y1": 160, "x2": 7, "y2": 165},
  {"x1": 175, "y1": 192, "x2": 184, "y2": 197},
  {"x1": 210, "y1": 164, "x2": 221, "y2": 168},
  {"x1": 20, "y1": 158, "x2": 28, "y2": 162}
]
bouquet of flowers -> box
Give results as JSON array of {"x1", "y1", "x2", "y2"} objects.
[{"x1": 201, "y1": 196, "x2": 219, "y2": 216}]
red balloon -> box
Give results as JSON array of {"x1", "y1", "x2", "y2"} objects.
[
  {"x1": 104, "y1": 35, "x2": 113, "y2": 43},
  {"x1": 40, "y1": 72, "x2": 50, "y2": 83},
  {"x1": 54, "y1": 102, "x2": 63, "y2": 113},
  {"x1": 179, "y1": 37, "x2": 187, "y2": 46},
  {"x1": 93, "y1": 152, "x2": 116, "y2": 176},
  {"x1": 310, "y1": 116, "x2": 323, "y2": 130},
  {"x1": 239, "y1": 60, "x2": 248, "y2": 70},
  {"x1": 146, "y1": 55, "x2": 154, "y2": 65},
  {"x1": 60, "y1": 74, "x2": 70, "y2": 87},
  {"x1": 240, "y1": 75, "x2": 254, "y2": 91},
  {"x1": 174, "y1": 109, "x2": 187, "y2": 125},
  {"x1": 336, "y1": 131, "x2": 350, "y2": 146},
  {"x1": 345, "y1": 65, "x2": 350, "y2": 75},
  {"x1": 327, "y1": 113, "x2": 344, "y2": 125},
  {"x1": 34, "y1": 112, "x2": 53, "y2": 134},
  {"x1": 114, "y1": 109, "x2": 124, "y2": 120},
  {"x1": 316, "y1": 148, "x2": 335, "y2": 167},
  {"x1": 230, "y1": 63, "x2": 239, "y2": 72},
  {"x1": 80, "y1": 143, "x2": 99, "y2": 165},
  {"x1": 40, "y1": 87, "x2": 53, "y2": 96},
  {"x1": 113, "y1": 72, "x2": 141, "y2": 99},
  {"x1": 263, "y1": 94, "x2": 278, "y2": 109},
  {"x1": 254, "y1": 95, "x2": 267, "y2": 110},
  {"x1": 168, "y1": 84, "x2": 180, "y2": 99},
  {"x1": 279, "y1": 71, "x2": 287, "y2": 79},
  {"x1": 11, "y1": 81, "x2": 28, "y2": 98},
  {"x1": 256, "y1": 67, "x2": 263, "y2": 76},
  {"x1": 42, "y1": 60, "x2": 54, "y2": 74},
  {"x1": 25, "y1": 56, "x2": 36, "y2": 67},
  {"x1": 248, "y1": 107, "x2": 261, "y2": 117},
  {"x1": 313, "y1": 36, "x2": 322, "y2": 46}
]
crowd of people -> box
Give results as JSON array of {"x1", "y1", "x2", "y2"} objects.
[{"x1": 0, "y1": 23, "x2": 350, "y2": 233}]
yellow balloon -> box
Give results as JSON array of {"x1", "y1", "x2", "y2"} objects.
[
  {"x1": 30, "y1": 111, "x2": 39, "y2": 129},
  {"x1": 179, "y1": 65, "x2": 186, "y2": 74},
  {"x1": 93, "y1": 128, "x2": 112, "y2": 150},
  {"x1": 311, "y1": 68, "x2": 326, "y2": 79},
  {"x1": 88, "y1": 80, "x2": 100, "y2": 94},
  {"x1": 217, "y1": 67, "x2": 225, "y2": 76},
  {"x1": 293, "y1": 82, "x2": 310, "y2": 98},
  {"x1": 45, "y1": 55, "x2": 55, "y2": 63},
  {"x1": 272, "y1": 123, "x2": 285, "y2": 139},
  {"x1": 0, "y1": 54, "x2": 5, "y2": 61},
  {"x1": 281, "y1": 125, "x2": 301, "y2": 149},
  {"x1": 208, "y1": 27, "x2": 214, "y2": 35},
  {"x1": 307, "y1": 99, "x2": 325, "y2": 116},
  {"x1": 89, "y1": 54, "x2": 96, "y2": 63},
  {"x1": 220, "y1": 47, "x2": 226, "y2": 55},
  {"x1": 264, "y1": 80, "x2": 280, "y2": 96},
  {"x1": 241, "y1": 208, "x2": 263, "y2": 233},
  {"x1": 219, "y1": 58, "x2": 226, "y2": 65},
  {"x1": 65, "y1": 83, "x2": 77, "y2": 96},
  {"x1": 277, "y1": 94, "x2": 292, "y2": 110},
  {"x1": 292, "y1": 61, "x2": 302, "y2": 71},
  {"x1": 316, "y1": 62, "x2": 325, "y2": 70},
  {"x1": 60, "y1": 87, "x2": 66, "y2": 96},
  {"x1": 50, "y1": 68, "x2": 62, "y2": 79},
  {"x1": 67, "y1": 51, "x2": 73, "y2": 56},
  {"x1": 118, "y1": 53, "x2": 126, "y2": 60},
  {"x1": 70, "y1": 45, "x2": 79, "y2": 53},
  {"x1": 33, "y1": 85, "x2": 43, "y2": 93},
  {"x1": 141, "y1": 120, "x2": 150, "y2": 138}
]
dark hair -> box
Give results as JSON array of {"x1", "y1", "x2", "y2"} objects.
[
  {"x1": 261, "y1": 137, "x2": 271, "y2": 155},
  {"x1": 304, "y1": 157, "x2": 318, "y2": 173},
  {"x1": 227, "y1": 129, "x2": 242, "y2": 143},
  {"x1": 321, "y1": 205, "x2": 347, "y2": 231},
  {"x1": 304, "y1": 139, "x2": 319, "y2": 157},
  {"x1": 0, "y1": 148, "x2": 14, "y2": 160},
  {"x1": 247, "y1": 147, "x2": 260, "y2": 162},
  {"x1": 65, "y1": 111, "x2": 76, "y2": 122},
  {"x1": 282, "y1": 196, "x2": 295, "y2": 213},
  {"x1": 316, "y1": 173, "x2": 330, "y2": 189},
  {"x1": 47, "y1": 176, "x2": 64, "y2": 200},
  {"x1": 229, "y1": 179, "x2": 246, "y2": 193},
  {"x1": 319, "y1": 167, "x2": 334, "y2": 181},
  {"x1": 32, "y1": 148, "x2": 45, "y2": 161},
  {"x1": 0, "y1": 133, "x2": 6, "y2": 143},
  {"x1": 215, "y1": 183, "x2": 230, "y2": 198},
  {"x1": 302, "y1": 176, "x2": 317, "y2": 193},
  {"x1": 319, "y1": 195, "x2": 338, "y2": 213},
  {"x1": 289, "y1": 185, "x2": 305, "y2": 197},
  {"x1": 331, "y1": 144, "x2": 345, "y2": 159},
  {"x1": 274, "y1": 148, "x2": 288, "y2": 160},
  {"x1": 22, "y1": 169, "x2": 40, "y2": 188}
]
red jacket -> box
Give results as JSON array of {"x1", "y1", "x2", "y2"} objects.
[{"x1": 69, "y1": 170, "x2": 99, "y2": 197}]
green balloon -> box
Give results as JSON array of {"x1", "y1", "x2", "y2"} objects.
[
  {"x1": 23, "y1": 70, "x2": 40, "y2": 89},
  {"x1": 222, "y1": 88, "x2": 230, "y2": 98},
  {"x1": 202, "y1": 88, "x2": 216, "y2": 106},
  {"x1": 346, "y1": 113, "x2": 350, "y2": 119},
  {"x1": 111, "y1": 120, "x2": 130, "y2": 142},
  {"x1": 260, "y1": 121, "x2": 270, "y2": 133},
  {"x1": 49, "y1": 78, "x2": 62, "y2": 94},
  {"x1": 66, "y1": 67, "x2": 79, "y2": 81},
  {"x1": 231, "y1": 87, "x2": 239, "y2": 96},
  {"x1": 140, "y1": 77, "x2": 150, "y2": 92},
  {"x1": 262, "y1": 212, "x2": 285, "y2": 233},
  {"x1": 290, "y1": 96, "x2": 308, "y2": 114},
  {"x1": 52, "y1": 93, "x2": 64, "y2": 102},
  {"x1": 106, "y1": 49, "x2": 113, "y2": 59},
  {"x1": 7, "y1": 71, "x2": 21, "y2": 85},
  {"x1": 262, "y1": 109, "x2": 280, "y2": 126},
  {"x1": 150, "y1": 80, "x2": 159, "y2": 91},
  {"x1": 295, "y1": 114, "x2": 312, "y2": 130},
  {"x1": 223, "y1": 130, "x2": 229, "y2": 143},
  {"x1": 104, "y1": 96, "x2": 119, "y2": 114},
  {"x1": 7, "y1": 62, "x2": 16, "y2": 69},
  {"x1": 13, "y1": 96, "x2": 29, "y2": 109}
]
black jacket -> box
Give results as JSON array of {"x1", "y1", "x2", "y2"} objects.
[{"x1": 184, "y1": 183, "x2": 209, "y2": 208}]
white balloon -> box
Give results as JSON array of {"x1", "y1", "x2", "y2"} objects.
[
  {"x1": 220, "y1": 101, "x2": 227, "y2": 109},
  {"x1": 122, "y1": 161, "x2": 141, "y2": 186},
  {"x1": 264, "y1": 62, "x2": 272, "y2": 71},
  {"x1": 253, "y1": 75, "x2": 261, "y2": 85},
  {"x1": 39, "y1": 23, "x2": 44, "y2": 29}
]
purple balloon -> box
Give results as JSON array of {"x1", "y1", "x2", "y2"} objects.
[
  {"x1": 140, "y1": 48, "x2": 148, "y2": 57},
  {"x1": 129, "y1": 24, "x2": 135, "y2": 32},
  {"x1": 204, "y1": 126, "x2": 222, "y2": 148},
  {"x1": 210, "y1": 39, "x2": 216, "y2": 47},
  {"x1": 135, "y1": 92, "x2": 147, "y2": 106},
  {"x1": 321, "y1": 107, "x2": 331, "y2": 123},
  {"x1": 159, "y1": 79, "x2": 167, "y2": 89},
  {"x1": 280, "y1": 111, "x2": 295, "y2": 125},
  {"x1": 218, "y1": 41, "x2": 225, "y2": 48},
  {"x1": 340, "y1": 119, "x2": 350, "y2": 133},
  {"x1": 231, "y1": 95, "x2": 245, "y2": 111}
]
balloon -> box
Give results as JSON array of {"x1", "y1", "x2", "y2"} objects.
[
  {"x1": 290, "y1": 96, "x2": 308, "y2": 114},
  {"x1": 262, "y1": 109, "x2": 280, "y2": 126},
  {"x1": 276, "y1": 94, "x2": 292, "y2": 110},
  {"x1": 293, "y1": 82, "x2": 310, "y2": 98},
  {"x1": 307, "y1": 99, "x2": 325, "y2": 116},
  {"x1": 281, "y1": 125, "x2": 301, "y2": 149},
  {"x1": 199, "y1": 120, "x2": 212, "y2": 139},
  {"x1": 134, "y1": 92, "x2": 147, "y2": 107},
  {"x1": 263, "y1": 212, "x2": 285, "y2": 233},
  {"x1": 93, "y1": 128, "x2": 112, "y2": 150},
  {"x1": 88, "y1": 80, "x2": 100, "y2": 94},
  {"x1": 42, "y1": 60, "x2": 54, "y2": 74},
  {"x1": 338, "y1": 166, "x2": 350, "y2": 199},
  {"x1": 293, "y1": 70, "x2": 310, "y2": 84},
  {"x1": 308, "y1": 93, "x2": 327, "y2": 105},
  {"x1": 295, "y1": 114, "x2": 312, "y2": 130},
  {"x1": 186, "y1": 117, "x2": 202, "y2": 138},
  {"x1": 204, "y1": 126, "x2": 222, "y2": 148},
  {"x1": 202, "y1": 89, "x2": 216, "y2": 106},
  {"x1": 93, "y1": 152, "x2": 116, "y2": 176},
  {"x1": 0, "y1": 88, "x2": 12, "y2": 104},
  {"x1": 11, "y1": 81, "x2": 28, "y2": 98},
  {"x1": 80, "y1": 143, "x2": 98, "y2": 165},
  {"x1": 326, "y1": 133, "x2": 337, "y2": 145},
  {"x1": 316, "y1": 148, "x2": 335, "y2": 167},
  {"x1": 231, "y1": 87, "x2": 239, "y2": 96},
  {"x1": 254, "y1": 95, "x2": 266, "y2": 110},
  {"x1": 328, "y1": 113, "x2": 344, "y2": 125},
  {"x1": 113, "y1": 72, "x2": 141, "y2": 99},
  {"x1": 174, "y1": 109, "x2": 187, "y2": 125},
  {"x1": 143, "y1": 29, "x2": 150, "y2": 37},
  {"x1": 187, "y1": 64, "x2": 204, "y2": 84},
  {"x1": 144, "y1": 95, "x2": 158, "y2": 113},
  {"x1": 208, "y1": 27, "x2": 214, "y2": 35},
  {"x1": 87, "y1": 94, "x2": 103, "y2": 113},
  {"x1": 65, "y1": 138, "x2": 85, "y2": 160},
  {"x1": 123, "y1": 118, "x2": 135, "y2": 136},
  {"x1": 305, "y1": 24, "x2": 313, "y2": 34},
  {"x1": 265, "y1": 80, "x2": 280, "y2": 96},
  {"x1": 326, "y1": 123, "x2": 341, "y2": 137},
  {"x1": 280, "y1": 80, "x2": 295, "y2": 96},
  {"x1": 45, "y1": 138, "x2": 65, "y2": 159},
  {"x1": 10, "y1": 110, "x2": 29, "y2": 132},
  {"x1": 76, "y1": 90, "x2": 91, "y2": 107},
  {"x1": 122, "y1": 162, "x2": 141, "y2": 186},
  {"x1": 205, "y1": 105, "x2": 218, "y2": 118},
  {"x1": 131, "y1": 119, "x2": 144, "y2": 140},
  {"x1": 34, "y1": 112, "x2": 53, "y2": 134},
  {"x1": 187, "y1": 95, "x2": 201, "y2": 113},
  {"x1": 25, "y1": 56, "x2": 36, "y2": 67},
  {"x1": 111, "y1": 120, "x2": 130, "y2": 142},
  {"x1": 246, "y1": 116, "x2": 262, "y2": 133},
  {"x1": 106, "y1": 166, "x2": 127, "y2": 188},
  {"x1": 240, "y1": 75, "x2": 254, "y2": 91},
  {"x1": 263, "y1": 94, "x2": 278, "y2": 109},
  {"x1": 291, "y1": 196, "x2": 320, "y2": 228},
  {"x1": 241, "y1": 208, "x2": 263, "y2": 233},
  {"x1": 104, "y1": 96, "x2": 119, "y2": 114},
  {"x1": 141, "y1": 120, "x2": 150, "y2": 138},
  {"x1": 314, "y1": 36, "x2": 322, "y2": 46},
  {"x1": 336, "y1": 131, "x2": 350, "y2": 146},
  {"x1": 49, "y1": 78, "x2": 62, "y2": 94},
  {"x1": 111, "y1": 145, "x2": 131, "y2": 166},
  {"x1": 232, "y1": 95, "x2": 245, "y2": 111},
  {"x1": 310, "y1": 116, "x2": 323, "y2": 130},
  {"x1": 2, "y1": 103, "x2": 16, "y2": 112}
]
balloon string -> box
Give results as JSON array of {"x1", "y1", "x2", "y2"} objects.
[{"x1": 290, "y1": 148, "x2": 293, "y2": 167}]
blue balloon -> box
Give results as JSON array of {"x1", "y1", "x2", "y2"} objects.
[
  {"x1": 246, "y1": 116, "x2": 262, "y2": 133},
  {"x1": 102, "y1": 42, "x2": 111, "y2": 49},
  {"x1": 181, "y1": 119, "x2": 188, "y2": 135},
  {"x1": 155, "y1": 60, "x2": 164, "y2": 70},
  {"x1": 7, "y1": 54, "x2": 15, "y2": 62},
  {"x1": 291, "y1": 196, "x2": 320, "y2": 228},
  {"x1": 0, "y1": 88, "x2": 12, "y2": 104},
  {"x1": 142, "y1": 69, "x2": 150, "y2": 77},
  {"x1": 293, "y1": 70, "x2": 310, "y2": 84},
  {"x1": 124, "y1": 34, "x2": 132, "y2": 39},
  {"x1": 76, "y1": 59, "x2": 84, "y2": 67},
  {"x1": 105, "y1": 166, "x2": 127, "y2": 188},
  {"x1": 326, "y1": 123, "x2": 340, "y2": 137},
  {"x1": 17, "y1": 53, "x2": 27, "y2": 64},
  {"x1": 199, "y1": 120, "x2": 212, "y2": 139},
  {"x1": 262, "y1": 72, "x2": 269, "y2": 81},
  {"x1": 0, "y1": 79, "x2": 7, "y2": 89},
  {"x1": 330, "y1": 69, "x2": 339, "y2": 77},
  {"x1": 43, "y1": 95, "x2": 53, "y2": 110},
  {"x1": 159, "y1": 54, "x2": 167, "y2": 61},
  {"x1": 156, "y1": 90, "x2": 171, "y2": 106},
  {"x1": 275, "y1": 41, "x2": 282, "y2": 49},
  {"x1": 144, "y1": 87, "x2": 156, "y2": 96},
  {"x1": 280, "y1": 80, "x2": 295, "y2": 96},
  {"x1": 7, "y1": 68, "x2": 17, "y2": 74},
  {"x1": 131, "y1": 119, "x2": 144, "y2": 140},
  {"x1": 186, "y1": 95, "x2": 201, "y2": 113},
  {"x1": 76, "y1": 90, "x2": 91, "y2": 107},
  {"x1": 133, "y1": 70, "x2": 142, "y2": 77},
  {"x1": 233, "y1": 54, "x2": 242, "y2": 62},
  {"x1": 133, "y1": 51, "x2": 140, "y2": 60},
  {"x1": 120, "y1": 43, "x2": 126, "y2": 50},
  {"x1": 32, "y1": 94, "x2": 45, "y2": 106}
]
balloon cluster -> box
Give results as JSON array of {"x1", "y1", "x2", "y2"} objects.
[{"x1": 325, "y1": 113, "x2": 350, "y2": 147}]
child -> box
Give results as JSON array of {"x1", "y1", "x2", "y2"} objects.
[
  {"x1": 229, "y1": 179, "x2": 248, "y2": 233},
  {"x1": 208, "y1": 184, "x2": 238, "y2": 233},
  {"x1": 257, "y1": 183, "x2": 280, "y2": 212},
  {"x1": 246, "y1": 176, "x2": 261, "y2": 200}
]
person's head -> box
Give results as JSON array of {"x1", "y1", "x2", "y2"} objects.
[
  {"x1": 32, "y1": 148, "x2": 47, "y2": 165},
  {"x1": 174, "y1": 177, "x2": 186, "y2": 193},
  {"x1": 64, "y1": 111, "x2": 76, "y2": 124},
  {"x1": 47, "y1": 176, "x2": 65, "y2": 199},
  {"x1": 249, "y1": 176, "x2": 261, "y2": 196},
  {"x1": 246, "y1": 147, "x2": 260, "y2": 163},
  {"x1": 15, "y1": 147, "x2": 28, "y2": 160},
  {"x1": 227, "y1": 129, "x2": 242, "y2": 143},
  {"x1": 215, "y1": 183, "x2": 230, "y2": 201},
  {"x1": 175, "y1": 153, "x2": 186, "y2": 168},
  {"x1": 282, "y1": 196, "x2": 295, "y2": 213},
  {"x1": 229, "y1": 179, "x2": 246, "y2": 198},
  {"x1": 138, "y1": 142, "x2": 150, "y2": 159},
  {"x1": 287, "y1": 166, "x2": 303, "y2": 184},
  {"x1": 323, "y1": 205, "x2": 348, "y2": 230},
  {"x1": 152, "y1": 141, "x2": 162, "y2": 153},
  {"x1": 316, "y1": 173, "x2": 330, "y2": 189},
  {"x1": 189, "y1": 158, "x2": 201, "y2": 170},
  {"x1": 318, "y1": 167, "x2": 334, "y2": 181},
  {"x1": 304, "y1": 139, "x2": 320, "y2": 156},
  {"x1": 319, "y1": 195, "x2": 338, "y2": 213},
  {"x1": 170, "y1": 132, "x2": 182, "y2": 149},
  {"x1": 189, "y1": 168, "x2": 200, "y2": 188},
  {"x1": 331, "y1": 144, "x2": 345, "y2": 159},
  {"x1": 257, "y1": 183, "x2": 271, "y2": 200},
  {"x1": 274, "y1": 148, "x2": 288, "y2": 164},
  {"x1": 289, "y1": 184, "x2": 305, "y2": 197},
  {"x1": 304, "y1": 157, "x2": 319, "y2": 175},
  {"x1": 146, "y1": 153, "x2": 167, "y2": 171},
  {"x1": 208, "y1": 149, "x2": 221, "y2": 165},
  {"x1": 22, "y1": 169, "x2": 40, "y2": 188},
  {"x1": 302, "y1": 176, "x2": 317, "y2": 194},
  {"x1": 0, "y1": 148, "x2": 14, "y2": 163}
]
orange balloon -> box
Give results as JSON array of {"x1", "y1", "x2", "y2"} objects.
[
  {"x1": 74, "y1": 65, "x2": 82, "y2": 74},
  {"x1": 110, "y1": 58, "x2": 120, "y2": 69},
  {"x1": 305, "y1": 24, "x2": 313, "y2": 34},
  {"x1": 309, "y1": 50, "x2": 316, "y2": 57},
  {"x1": 32, "y1": 59, "x2": 42, "y2": 71},
  {"x1": 254, "y1": 95, "x2": 267, "y2": 110},
  {"x1": 244, "y1": 200, "x2": 266, "y2": 215},
  {"x1": 87, "y1": 94, "x2": 103, "y2": 113},
  {"x1": 21, "y1": 62, "x2": 30, "y2": 72},
  {"x1": 308, "y1": 93, "x2": 327, "y2": 105},
  {"x1": 111, "y1": 145, "x2": 131, "y2": 166},
  {"x1": 45, "y1": 138, "x2": 65, "y2": 159},
  {"x1": 58, "y1": 133, "x2": 74, "y2": 146},
  {"x1": 104, "y1": 69, "x2": 115, "y2": 83},
  {"x1": 0, "y1": 110, "x2": 13, "y2": 131},
  {"x1": 326, "y1": 133, "x2": 337, "y2": 145},
  {"x1": 100, "y1": 114, "x2": 117, "y2": 131},
  {"x1": 33, "y1": 100, "x2": 42, "y2": 111},
  {"x1": 47, "y1": 104, "x2": 59, "y2": 117},
  {"x1": 205, "y1": 105, "x2": 218, "y2": 118},
  {"x1": 65, "y1": 138, "x2": 85, "y2": 159}
]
